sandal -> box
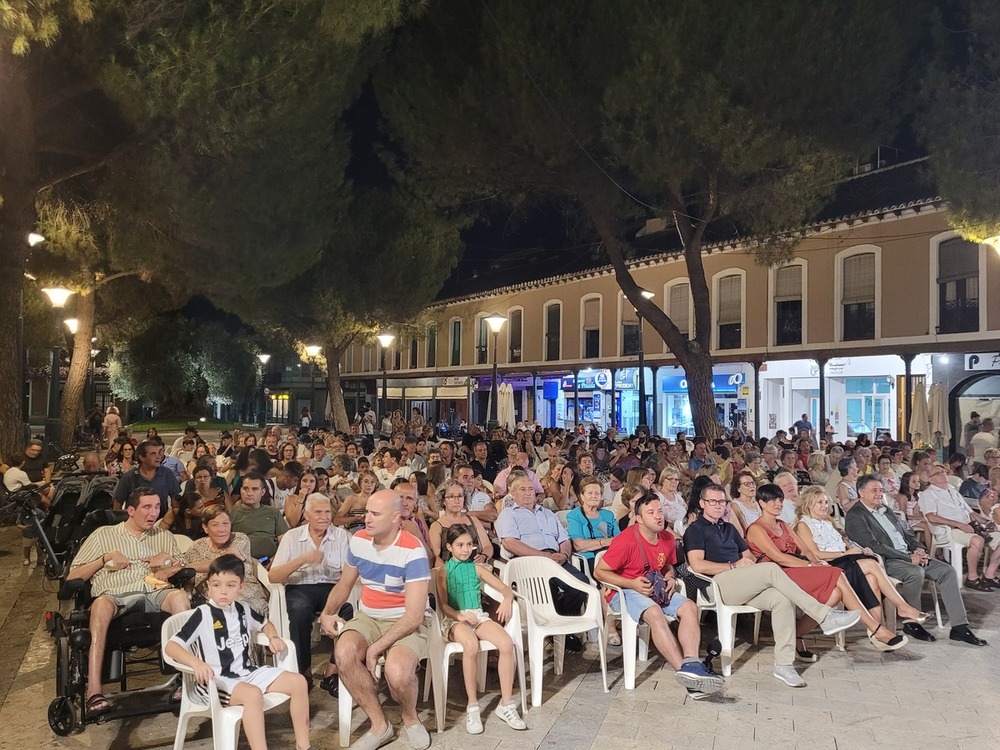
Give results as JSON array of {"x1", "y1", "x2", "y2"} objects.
[
  {"x1": 86, "y1": 693, "x2": 112, "y2": 717},
  {"x1": 319, "y1": 674, "x2": 339, "y2": 697},
  {"x1": 795, "y1": 638, "x2": 817, "y2": 663},
  {"x1": 868, "y1": 625, "x2": 907, "y2": 652}
]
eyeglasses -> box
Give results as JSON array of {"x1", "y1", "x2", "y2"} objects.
[
  {"x1": 702, "y1": 498, "x2": 730, "y2": 506},
  {"x1": 739, "y1": 480, "x2": 756, "y2": 487},
  {"x1": 444, "y1": 493, "x2": 465, "y2": 500}
]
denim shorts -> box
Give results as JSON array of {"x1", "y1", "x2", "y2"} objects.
[{"x1": 609, "y1": 588, "x2": 687, "y2": 622}]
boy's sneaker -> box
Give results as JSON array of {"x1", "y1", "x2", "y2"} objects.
[
  {"x1": 819, "y1": 608, "x2": 861, "y2": 636},
  {"x1": 466, "y1": 705, "x2": 484, "y2": 734},
  {"x1": 772, "y1": 664, "x2": 807, "y2": 688},
  {"x1": 494, "y1": 701, "x2": 527, "y2": 730},
  {"x1": 674, "y1": 660, "x2": 725, "y2": 693}
]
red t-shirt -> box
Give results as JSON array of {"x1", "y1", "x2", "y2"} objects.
[{"x1": 602, "y1": 526, "x2": 677, "y2": 580}]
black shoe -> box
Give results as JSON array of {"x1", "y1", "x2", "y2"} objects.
[
  {"x1": 949, "y1": 625, "x2": 988, "y2": 647},
  {"x1": 565, "y1": 634, "x2": 584, "y2": 652},
  {"x1": 319, "y1": 674, "x2": 339, "y2": 697},
  {"x1": 965, "y1": 578, "x2": 995, "y2": 592},
  {"x1": 902, "y1": 622, "x2": 936, "y2": 642}
]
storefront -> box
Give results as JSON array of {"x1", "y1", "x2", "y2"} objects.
[
  {"x1": 533, "y1": 368, "x2": 640, "y2": 431},
  {"x1": 658, "y1": 369, "x2": 750, "y2": 437}
]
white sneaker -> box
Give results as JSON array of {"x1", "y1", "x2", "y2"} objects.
[
  {"x1": 819, "y1": 608, "x2": 861, "y2": 636},
  {"x1": 494, "y1": 701, "x2": 527, "y2": 730},
  {"x1": 772, "y1": 664, "x2": 807, "y2": 688},
  {"x1": 466, "y1": 705, "x2": 484, "y2": 734}
]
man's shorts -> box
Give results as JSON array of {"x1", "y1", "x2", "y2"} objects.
[
  {"x1": 934, "y1": 526, "x2": 1000, "y2": 551},
  {"x1": 342, "y1": 611, "x2": 430, "y2": 659},
  {"x1": 106, "y1": 588, "x2": 178, "y2": 617},
  {"x1": 609, "y1": 588, "x2": 687, "y2": 623}
]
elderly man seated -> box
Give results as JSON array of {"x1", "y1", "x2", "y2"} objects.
[
  {"x1": 67, "y1": 489, "x2": 190, "y2": 715},
  {"x1": 912, "y1": 465, "x2": 1000, "y2": 591},
  {"x1": 270, "y1": 494, "x2": 353, "y2": 695},
  {"x1": 495, "y1": 474, "x2": 591, "y2": 652},
  {"x1": 493, "y1": 452, "x2": 544, "y2": 498},
  {"x1": 844, "y1": 474, "x2": 988, "y2": 645}
]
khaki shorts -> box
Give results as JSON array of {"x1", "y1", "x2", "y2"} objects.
[
  {"x1": 935, "y1": 527, "x2": 1000, "y2": 551},
  {"x1": 105, "y1": 588, "x2": 178, "y2": 617},
  {"x1": 342, "y1": 611, "x2": 430, "y2": 659}
]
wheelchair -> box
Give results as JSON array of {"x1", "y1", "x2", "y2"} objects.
[{"x1": 44, "y1": 509, "x2": 196, "y2": 735}]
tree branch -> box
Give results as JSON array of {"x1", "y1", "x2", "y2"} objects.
[{"x1": 37, "y1": 80, "x2": 101, "y2": 116}]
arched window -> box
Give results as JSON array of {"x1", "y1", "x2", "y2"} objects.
[
  {"x1": 582, "y1": 296, "x2": 601, "y2": 358},
  {"x1": 840, "y1": 251, "x2": 876, "y2": 341},
  {"x1": 544, "y1": 302, "x2": 561, "y2": 361},
  {"x1": 715, "y1": 273, "x2": 743, "y2": 349}
]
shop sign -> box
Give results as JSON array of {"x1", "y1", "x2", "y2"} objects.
[
  {"x1": 661, "y1": 372, "x2": 745, "y2": 393},
  {"x1": 560, "y1": 368, "x2": 637, "y2": 391},
  {"x1": 965, "y1": 353, "x2": 1000, "y2": 371},
  {"x1": 442, "y1": 376, "x2": 469, "y2": 386}
]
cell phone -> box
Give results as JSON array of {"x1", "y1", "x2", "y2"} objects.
[{"x1": 257, "y1": 555, "x2": 271, "y2": 566}]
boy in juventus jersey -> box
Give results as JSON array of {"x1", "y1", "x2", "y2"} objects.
[{"x1": 166, "y1": 555, "x2": 313, "y2": 750}]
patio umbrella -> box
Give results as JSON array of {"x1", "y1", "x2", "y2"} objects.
[
  {"x1": 909, "y1": 381, "x2": 930, "y2": 448},
  {"x1": 928, "y1": 382, "x2": 951, "y2": 460},
  {"x1": 500, "y1": 383, "x2": 517, "y2": 432}
]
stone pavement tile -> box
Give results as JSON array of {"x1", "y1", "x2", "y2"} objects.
[
  {"x1": 592, "y1": 722, "x2": 640, "y2": 741},
  {"x1": 633, "y1": 726, "x2": 715, "y2": 749}
]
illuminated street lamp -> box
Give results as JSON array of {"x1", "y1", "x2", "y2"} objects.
[
  {"x1": 257, "y1": 353, "x2": 271, "y2": 427},
  {"x1": 304, "y1": 346, "x2": 323, "y2": 426},
  {"x1": 41, "y1": 287, "x2": 75, "y2": 451},
  {"x1": 28, "y1": 233, "x2": 46, "y2": 247},
  {"x1": 484, "y1": 315, "x2": 506, "y2": 429},
  {"x1": 636, "y1": 288, "x2": 655, "y2": 431},
  {"x1": 376, "y1": 333, "x2": 395, "y2": 424}
]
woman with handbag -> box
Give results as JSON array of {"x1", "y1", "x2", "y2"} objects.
[{"x1": 746, "y1": 484, "x2": 907, "y2": 655}]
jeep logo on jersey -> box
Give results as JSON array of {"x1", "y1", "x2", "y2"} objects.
[{"x1": 220, "y1": 632, "x2": 250, "y2": 650}]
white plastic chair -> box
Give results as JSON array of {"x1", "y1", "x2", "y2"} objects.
[
  {"x1": 256, "y1": 560, "x2": 290, "y2": 639},
  {"x1": 162, "y1": 610, "x2": 298, "y2": 750},
  {"x1": 690, "y1": 570, "x2": 761, "y2": 677},
  {"x1": 172, "y1": 534, "x2": 193, "y2": 554},
  {"x1": 337, "y1": 621, "x2": 437, "y2": 748},
  {"x1": 596, "y1": 551, "x2": 685, "y2": 690},
  {"x1": 555, "y1": 510, "x2": 570, "y2": 529},
  {"x1": 422, "y1": 583, "x2": 527, "y2": 732},
  {"x1": 501, "y1": 556, "x2": 608, "y2": 707}
]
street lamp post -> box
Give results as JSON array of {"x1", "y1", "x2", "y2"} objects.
[
  {"x1": 635, "y1": 288, "x2": 655, "y2": 432},
  {"x1": 485, "y1": 315, "x2": 506, "y2": 429},
  {"x1": 41, "y1": 287, "x2": 75, "y2": 452},
  {"x1": 376, "y1": 333, "x2": 395, "y2": 429},
  {"x1": 257, "y1": 353, "x2": 271, "y2": 427},
  {"x1": 304, "y1": 345, "x2": 322, "y2": 426}
]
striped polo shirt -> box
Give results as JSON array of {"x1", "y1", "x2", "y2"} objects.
[
  {"x1": 71, "y1": 522, "x2": 180, "y2": 596},
  {"x1": 347, "y1": 528, "x2": 430, "y2": 620}
]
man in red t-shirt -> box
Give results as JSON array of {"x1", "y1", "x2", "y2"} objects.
[{"x1": 595, "y1": 492, "x2": 724, "y2": 695}]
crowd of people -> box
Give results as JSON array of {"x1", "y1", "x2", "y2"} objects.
[{"x1": 7, "y1": 408, "x2": 998, "y2": 749}]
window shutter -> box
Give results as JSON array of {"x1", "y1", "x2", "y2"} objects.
[
  {"x1": 668, "y1": 284, "x2": 690, "y2": 334},
  {"x1": 842, "y1": 254, "x2": 875, "y2": 304},
  {"x1": 774, "y1": 265, "x2": 802, "y2": 302},
  {"x1": 583, "y1": 298, "x2": 600, "y2": 330},
  {"x1": 717, "y1": 276, "x2": 741, "y2": 325},
  {"x1": 938, "y1": 238, "x2": 979, "y2": 283}
]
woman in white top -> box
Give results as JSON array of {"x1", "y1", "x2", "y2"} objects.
[
  {"x1": 655, "y1": 467, "x2": 687, "y2": 527},
  {"x1": 835, "y1": 457, "x2": 860, "y2": 512},
  {"x1": 795, "y1": 486, "x2": 926, "y2": 627},
  {"x1": 727, "y1": 470, "x2": 762, "y2": 537}
]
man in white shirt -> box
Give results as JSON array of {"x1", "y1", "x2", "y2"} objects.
[
  {"x1": 919, "y1": 465, "x2": 1000, "y2": 590},
  {"x1": 493, "y1": 452, "x2": 544, "y2": 498},
  {"x1": 269, "y1": 494, "x2": 352, "y2": 681},
  {"x1": 454, "y1": 462, "x2": 497, "y2": 528},
  {"x1": 969, "y1": 418, "x2": 998, "y2": 463}
]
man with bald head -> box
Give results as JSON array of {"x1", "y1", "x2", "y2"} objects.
[
  {"x1": 321, "y1": 490, "x2": 432, "y2": 750},
  {"x1": 493, "y1": 451, "x2": 544, "y2": 498}
]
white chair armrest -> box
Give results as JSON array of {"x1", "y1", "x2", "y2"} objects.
[{"x1": 254, "y1": 632, "x2": 298, "y2": 672}]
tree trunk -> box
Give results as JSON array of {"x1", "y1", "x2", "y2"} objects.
[
  {"x1": 583, "y1": 194, "x2": 721, "y2": 439},
  {"x1": 61, "y1": 291, "x2": 94, "y2": 444},
  {"x1": 324, "y1": 343, "x2": 351, "y2": 432},
  {"x1": 0, "y1": 54, "x2": 39, "y2": 457}
]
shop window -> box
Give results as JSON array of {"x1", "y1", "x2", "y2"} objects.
[
  {"x1": 842, "y1": 253, "x2": 875, "y2": 340},
  {"x1": 621, "y1": 302, "x2": 639, "y2": 356},
  {"x1": 716, "y1": 274, "x2": 742, "y2": 349},
  {"x1": 774, "y1": 264, "x2": 802, "y2": 346},
  {"x1": 668, "y1": 283, "x2": 690, "y2": 338},
  {"x1": 508, "y1": 309, "x2": 523, "y2": 363},
  {"x1": 545, "y1": 303, "x2": 561, "y2": 361},
  {"x1": 450, "y1": 319, "x2": 461, "y2": 366},
  {"x1": 409, "y1": 338, "x2": 418, "y2": 369},
  {"x1": 583, "y1": 297, "x2": 600, "y2": 358},
  {"x1": 938, "y1": 237, "x2": 979, "y2": 334},
  {"x1": 426, "y1": 324, "x2": 437, "y2": 367},
  {"x1": 476, "y1": 316, "x2": 489, "y2": 364}
]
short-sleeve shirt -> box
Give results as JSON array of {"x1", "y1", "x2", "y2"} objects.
[
  {"x1": 683, "y1": 514, "x2": 747, "y2": 565},
  {"x1": 3, "y1": 467, "x2": 32, "y2": 492},
  {"x1": 22, "y1": 454, "x2": 48, "y2": 483},
  {"x1": 918, "y1": 485, "x2": 973, "y2": 525},
  {"x1": 272, "y1": 524, "x2": 350, "y2": 585},
  {"x1": 113, "y1": 466, "x2": 181, "y2": 517},
  {"x1": 347, "y1": 528, "x2": 430, "y2": 620},
  {"x1": 71, "y1": 522, "x2": 180, "y2": 597},
  {"x1": 602, "y1": 526, "x2": 677, "y2": 580},
  {"x1": 566, "y1": 507, "x2": 619, "y2": 560},
  {"x1": 169, "y1": 599, "x2": 265, "y2": 680},
  {"x1": 229, "y1": 505, "x2": 289, "y2": 559},
  {"x1": 495, "y1": 504, "x2": 568, "y2": 552}
]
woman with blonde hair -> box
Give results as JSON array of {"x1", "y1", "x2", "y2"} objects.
[
  {"x1": 807, "y1": 451, "x2": 830, "y2": 485},
  {"x1": 102, "y1": 405, "x2": 122, "y2": 449},
  {"x1": 656, "y1": 466, "x2": 687, "y2": 526},
  {"x1": 794, "y1": 486, "x2": 926, "y2": 659}
]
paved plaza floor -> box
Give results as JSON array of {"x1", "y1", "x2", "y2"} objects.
[{"x1": 1, "y1": 524, "x2": 997, "y2": 750}]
